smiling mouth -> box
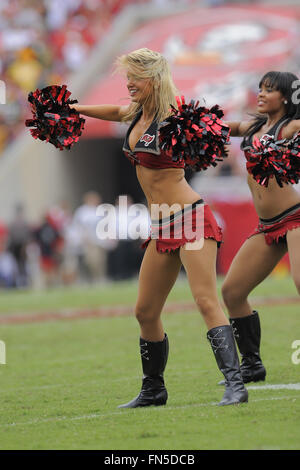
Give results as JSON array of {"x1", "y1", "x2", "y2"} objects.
[{"x1": 129, "y1": 89, "x2": 138, "y2": 97}]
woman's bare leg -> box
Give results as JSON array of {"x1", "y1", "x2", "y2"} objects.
[
  {"x1": 221, "y1": 233, "x2": 286, "y2": 384},
  {"x1": 222, "y1": 234, "x2": 287, "y2": 318},
  {"x1": 179, "y1": 238, "x2": 228, "y2": 329},
  {"x1": 179, "y1": 238, "x2": 248, "y2": 405},
  {"x1": 135, "y1": 240, "x2": 182, "y2": 341},
  {"x1": 118, "y1": 240, "x2": 182, "y2": 408}
]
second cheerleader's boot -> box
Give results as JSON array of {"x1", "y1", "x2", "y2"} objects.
[
  {"x1": 231, "y1": 311, "x2": 266, "y2": 383},
  {"x1": 207, "y1": 325, "x2": 248, "y2": 406},
  {"x1": 118, "y1": 334, "x2": 169, "y2": 408},
  {"x1": 218, "y1": 311, "x2": 266, "y2": 385}
]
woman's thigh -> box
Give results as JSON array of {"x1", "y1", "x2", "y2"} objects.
[
  {"x1": 136, "y1": 240, "x2": 182, "y2": 316},
  {"x1": 179, "y1": 239, "x2": 228, "y2": 330},
  {"x1": 179, "y1": 238, "x2": 219, "y2": 302},
  {"x1": 222, "y1": 233, "x2": 287, "y2": 300},
  {"x1": 180, "y1": 239, "x2": 228, "y2": 330}
]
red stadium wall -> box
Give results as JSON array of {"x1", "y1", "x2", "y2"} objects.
[{"x1": 211, "y1": 200, "x2": 290, "y2": 275}]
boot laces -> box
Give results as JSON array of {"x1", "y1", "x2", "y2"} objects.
[
  {"x1": 230, "y1": 320, "x2": 240, "y2": 339},
  {"x1": 140, "y1": 341, "x2": 149, "y2": 360},
  {"x1": 207, "y1": 329, "x2": 229, "y2": 354}
]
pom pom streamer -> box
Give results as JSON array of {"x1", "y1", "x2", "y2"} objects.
[
  {"x1": 25, "y1": 85, "x2": 85, "y2": 150},
  {"x1": 285, "y1": 131, "x2": 300, "y2": 183},
  {"x1": 159, "y1": 96, "x2": 230, "y2": 171},
  {"x1": 245, "y1": 132, "x2": 300, "y2": 187}
]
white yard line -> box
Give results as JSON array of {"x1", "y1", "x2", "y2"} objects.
[
  {"x1": 247, "y1": 383, "x2": 300, "y2": 391},
  {"x1": 0, "y1": 395, "x2": 297, "y2": 428},
  {"x1": 1, "y1": 379, "x2": 300, "y2": 395}
]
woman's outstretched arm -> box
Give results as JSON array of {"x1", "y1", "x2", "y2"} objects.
[
  {"x1": 71, "y1": 104, "x2": 130, "y2": 122},
  {"x1": 225, "y1": 121, "x2": 254, "y2": 137}
]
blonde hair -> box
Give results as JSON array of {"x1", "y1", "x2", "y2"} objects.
[{"x1": 115, "y1": 48, "x2": 178, "y2": 123}]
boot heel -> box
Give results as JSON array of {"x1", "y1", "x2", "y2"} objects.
[
  {"x1": 251, "y1": 367, "x2": 266, "y2": 383},
  {"x1": 154, "y1": 389, "x2": 168, "y2": 406},
  {"x1": 218, "y1": 384, "x2": 248, "y2": 406},
  {"x1": 118, "y1": 378, "x2": 168, "y2": 408}
]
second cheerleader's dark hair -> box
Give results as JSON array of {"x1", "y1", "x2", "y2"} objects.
[{"x1": 246, "y1": 71, "x2": 300, "y2": 137}]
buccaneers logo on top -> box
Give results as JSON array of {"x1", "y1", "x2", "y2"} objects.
[{"x1": 140, "y1": 134, "x2": 155, "y2": 146}]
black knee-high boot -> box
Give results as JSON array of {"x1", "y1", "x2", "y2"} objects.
[
  {"x1": 207, "y1": 325, "x2": 248, "y2": 406},
  {"x1": 118, "y1": 334, "x2": 169, "y2": 408},
  {"x1": 230, "y1": 311, "x2": 266, "y2": 383},
  {"x1": 218, "y1": 311, "x2": 266, "y2": 385}
]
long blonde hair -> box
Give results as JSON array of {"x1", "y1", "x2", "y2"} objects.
[{"x1": 115, "y1": 48, "x2": 178, "y2": 123}]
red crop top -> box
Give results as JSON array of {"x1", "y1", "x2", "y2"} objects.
[{"x1": 122, "y1": 111, "x2": 185, "y2": 170}]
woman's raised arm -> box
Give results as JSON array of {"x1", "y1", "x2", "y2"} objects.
[{"x1": 71, "y1": 104, "x2": 129, "y2": 122}]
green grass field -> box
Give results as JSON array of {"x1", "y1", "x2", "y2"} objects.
[{"x1": 0, "y1": 276, "x2": 299, "y2": 450}]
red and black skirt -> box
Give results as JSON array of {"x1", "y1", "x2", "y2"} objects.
[
  {"x1": 142, "y1": 199, "x2": 223, "y2": 253},
  {"x1": 248, "y1": 202, "x2": 300, "y2": 245}
]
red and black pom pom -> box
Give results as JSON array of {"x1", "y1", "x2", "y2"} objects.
[
  {"x1": 25, "y1": 85, "x2": 85, "y2": 150},
  {"x1": 285, "y1": 131, "x2": 300, "y2": 184},
  {"x1": 245, "y1": 133, "x2": 300, "y2": 187},
  {"x1": 159, "y1": 96, "x2": 230, "y2": 171}
]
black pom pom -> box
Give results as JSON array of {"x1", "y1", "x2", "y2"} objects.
[
  {"x1": 25, "y1": 85, "x2": 85, "y2": 150},
  {"x1": 159, "y1": 96, "x2": 230, "y2": 171}
]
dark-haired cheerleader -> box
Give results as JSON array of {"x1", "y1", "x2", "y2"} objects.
[
  {"x1": 223, "y1": 71, "x2": 300, "y2": 384},
  {"x1": 71, "y1": 48, "x2": 248, "y2": 407}
]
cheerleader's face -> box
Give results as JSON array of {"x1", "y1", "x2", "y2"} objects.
[
  {"x1": 257, "y1": 82, "x2": 286, "y2": 114},
  {"x1": 127, "y1": 73, "x2": 153, "y2": 105}
]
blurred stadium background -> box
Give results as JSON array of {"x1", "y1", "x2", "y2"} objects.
[{"x1": 0, "y1": 0, "x2": 300, "y2": 290}]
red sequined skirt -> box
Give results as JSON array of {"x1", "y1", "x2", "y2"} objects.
[
  {"x1": 248, "y1": 202, "x2": 300, "y2": 245},
  {"x1": 142, "y1": 199, "x2": 223, "y2": 253}
]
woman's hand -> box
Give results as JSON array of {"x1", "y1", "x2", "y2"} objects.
[{"x1": 69, "y1": 103, "x2": 82, "y2": 113}]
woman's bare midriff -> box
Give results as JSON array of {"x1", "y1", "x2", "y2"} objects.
[
  {"x1": 247, "y1": 175, "x2": 300, "y2": 219},
  {"x1": 136, "y1": 165, "x2": 201, "y2": 218}
]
